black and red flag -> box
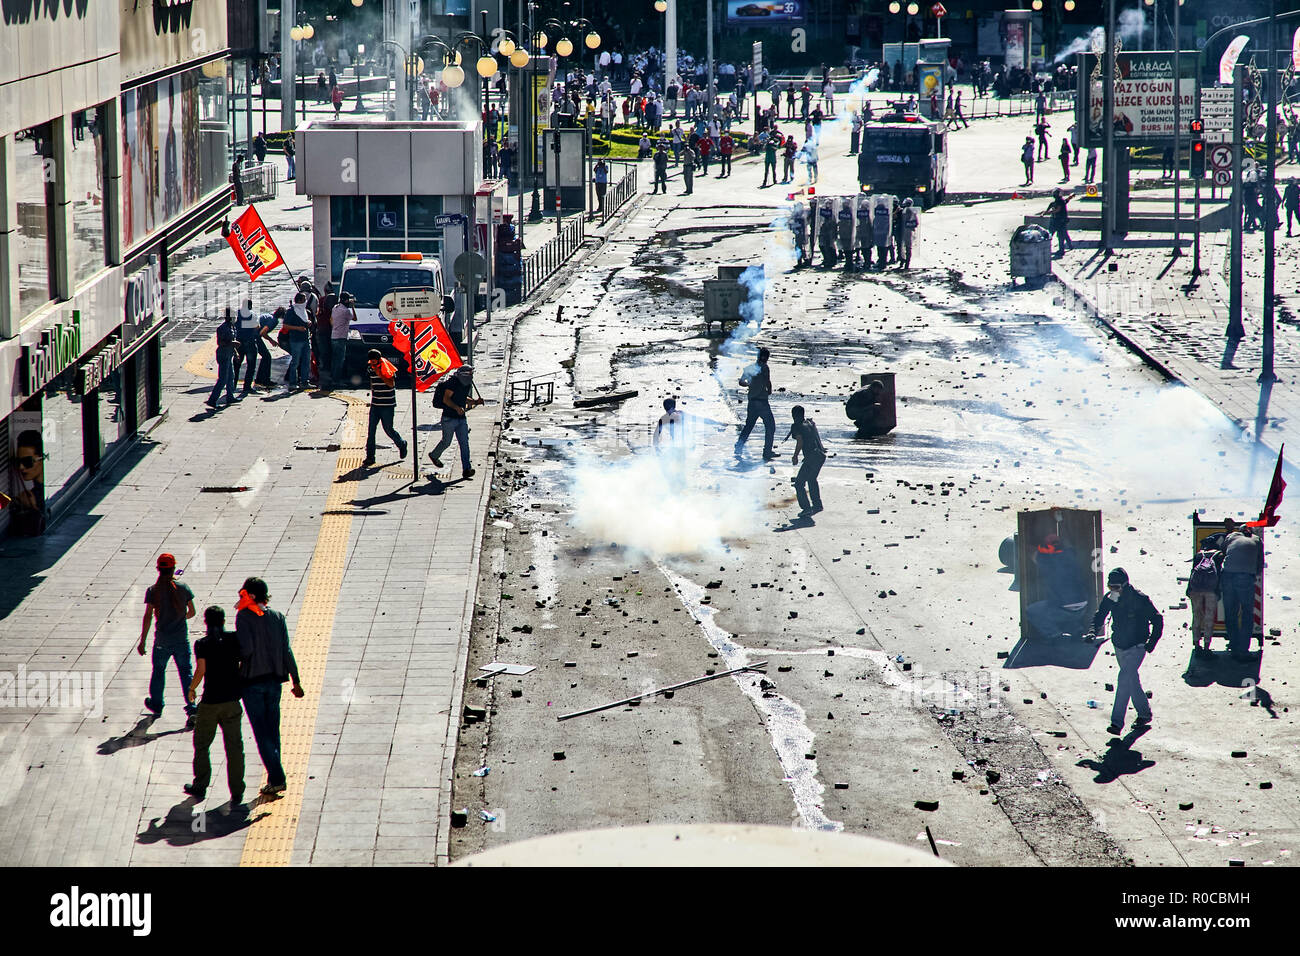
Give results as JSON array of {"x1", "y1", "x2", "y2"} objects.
[
  {"x1": 1245, "y1": 445, "x2": 1286, "y2": 528},
  {"x1": 224, "y1": 204, "x2": 285, "y2": 282}
]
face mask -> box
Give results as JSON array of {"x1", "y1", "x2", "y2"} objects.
[{"x1": 1106, "y1": 586, "x2": 1122, "y2": 601}]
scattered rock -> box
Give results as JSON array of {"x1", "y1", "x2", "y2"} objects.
[
  {"x1": 553, "y1": 751, "x2": 566, "y2": 760},
  {"x1": 834, "y1": 782, "x2": 849, "y2": 790},
  {"x1": 1232, "y1": 751, "x2": 1248, "y2": 758},
  {"x1": 1179, "y1": 802, "x2": 1194, "y2": 811},
  {"x1": 985, "y1": 770, "x2": 1001, "y2": 784},
  {"x1": 914, "y1": 800, "x2": 939, "y2": 812},
  {"x1": 450, "y1": 809, "x2": 468, "y2": 828}
]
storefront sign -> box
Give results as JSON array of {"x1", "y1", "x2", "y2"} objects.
[
  {"x1": 75, "y1": 336, "x2": 124, "y2": 396},
  {"x1": 123, "y1": 257, "x2": 164, "y2": 351},
  {"x1": 20, "y1": 312, "x2": 83, "y2": 397},
  {"x1": 1080, "y1": 51, "x2": 1197, "y2": 147}
]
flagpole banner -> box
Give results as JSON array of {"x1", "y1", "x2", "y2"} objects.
[
  {"x1": 1293, "y1": 27, "x2": 1300, "y2": 72},
  {"x1": 1219, "y1": 36, "x2": 1249, "y2": 86},
  {"x1": 1245, "y1": 445, "x2": 1286, "y2": 528},
  {"x1": 226, "y1": 204, "x2": 285, "y2": 282},
  {"x1": 389, "y1": 315, "x2": 463, "y2": 392}
]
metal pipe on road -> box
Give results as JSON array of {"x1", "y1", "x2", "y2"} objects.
[{"x1": 557, "y1": 662, "x2": 770, "y2": 721}]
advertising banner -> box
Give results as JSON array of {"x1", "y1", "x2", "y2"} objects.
[
  {"x1": 1080, "y1": 52, "x2": 1197, "y2": 148},
  {"x1": 726, "y1": 1, "x2": 804, "y2": 25}
]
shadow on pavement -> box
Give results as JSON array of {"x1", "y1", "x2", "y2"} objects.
[
  {"x1": 136, "y1": 799, "x2": 264, "y2": 847},
  {"x1": 0, "y1": 439, "x2": 159, "y2": 618},
  {"x1": 773, "y1": 515, "x2": 815, "y2": 532},
  {"x1": 1182, "y1": 650, "x2": 1273, "y2": 715},
  {"x1": 1076, "y1": 727, "x2": 1156, "y2": 783},
  {"x1": 98, "y1": 715, "x2": 190, "y2": 755},
  {"x1": 1003, "y1": 634, "x2": 1103, "y2": 670}
]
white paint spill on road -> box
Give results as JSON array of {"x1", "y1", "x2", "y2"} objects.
[{"x1": 660, "y1": 568, "x2": 841, "y2": 833}]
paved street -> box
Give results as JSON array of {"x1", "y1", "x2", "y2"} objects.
[{"x1": 2, "y1": 104, "x2": 1297, "y2": 869}]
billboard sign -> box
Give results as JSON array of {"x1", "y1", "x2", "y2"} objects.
[
  {"x1": 1079, "y1": 51, "x2": 1197, "y2": 148},
  {"x1": 726, "y1": 1, "x2": 804, "y2": 24}
]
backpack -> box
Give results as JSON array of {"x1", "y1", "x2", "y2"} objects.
[{"x1": 1189, "y1": 550, "x2": 1220, "y2": 592}]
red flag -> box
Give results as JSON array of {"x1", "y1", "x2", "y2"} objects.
[
  {"x1": 389, "y1": 316, "x2": 462, "y2": 392},
  {"x1": 1246, "y1": 445, "x2": 1286, "y2": 528},
  {"x1": 225, "y1": 205, "x2": 285, "y2": 282}
]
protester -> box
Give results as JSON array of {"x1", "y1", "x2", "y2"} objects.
[
  {"x1": 1046, "y1": 188, "x2": 1073, "y2": 257},
  {"x1": 184, "y1": 606, "x2": 246, "y2": 805},
  {"x1": 207, "y1": 308, "x2": 239, "y2": 409},
  {"x1": 1021, "y1": 137, "x2": 1035, "y2": 186},
  {"x1": 137, "y1": 553, "x2": 198, "y2": 726},
  {"x1": 735, "y1": 347, "x2": 776, "y2": 459},
  {"x1": 1086, "y1": 568, "x2": 1162, "y2": 737},
  {"x1": 1059, "y1": 136, "x2": 1072, "y2": 183},
  {"x1": 282, "y1": 293, "x2": 313, "y2": 390},
  {"x1": 1187, "y1": 541, "x2": 1223, "y2": 656},
  {"x1": 788, "y1": 405, "x2": 826, "y2": 517},
  {"x1": 363, "y1": 350, "x2": 407, "y2": 466},
  {"x1": 1219, "y1": 522, "x2": 1263, "y2": 661},
  {"x1": 234, "y1": 300, "x2": 261, "y2": 395},
  {"x1": 236, "y1": 578, "x2": 303, "y2": 797},
  {"x1": 652, "y1": 143, "x2": 669, "y2": 193},
  {"x1": 428, "y1": 365, "x2": 483, "y2": 479},
  {"x1": 593, "y1": 158, "x2": 609, "y2": 212},
  {"x1": 256, "y1": 308, "x2": 283, "y2": 389}
]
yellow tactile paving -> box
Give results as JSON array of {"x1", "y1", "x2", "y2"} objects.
[
  {"x1": 240, "y1": 393, "x2": 368, "y2": 867},
  {"x1": 184, "y1": 338, "x2": 217, "y2": 379}
]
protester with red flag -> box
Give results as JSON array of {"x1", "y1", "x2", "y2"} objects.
[
  {"x1": 224, "y1": 205, "x2": 285, "y2": 283},
  {"x1": 363, "y1": 350, "x2": 407, "y2": 466},
  {"x1": 1245, "y1": 445, "x2": 1286, "y2": 528}
]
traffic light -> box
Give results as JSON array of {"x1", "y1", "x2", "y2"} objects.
[
  {"x1": 1190, "y1": 119, "x2": 1204, "y2": 137},
  {"x1": 1191, "y1": 140, "x2": 1206, "y2": 178}
]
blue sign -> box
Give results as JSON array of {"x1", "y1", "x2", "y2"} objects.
[
  {"x1": 434, "y1": 213, "x2": 467, "y2": 228},
  {"x1": 726, "y1": 1, "x2": 803, "y2": 25}
]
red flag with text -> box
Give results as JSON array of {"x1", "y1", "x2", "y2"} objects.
[
  {"x1": 225, "y1": 205, "x2": 285, "y2": 281},
  {"x1": 389, "y1": 316, "x2": 462, "y2": 392},
  {"x1": 1245, "y1": 445, "x2": 1286, "y2": 528}
]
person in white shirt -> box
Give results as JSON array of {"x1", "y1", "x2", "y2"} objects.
[{"x1": 631, "y1": 75, "x2": 643, "y2": 97}]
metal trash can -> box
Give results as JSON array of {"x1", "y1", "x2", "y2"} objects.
[{"x1": 1009, "y1": 224, "x2": 1052, "y2": 285}]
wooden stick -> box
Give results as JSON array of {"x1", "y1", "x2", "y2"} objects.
[
  {"x1": 925, "y1": 825, "x2": 940, "y2": 858},
  {"x1": 557, "y1": 662, "x2": 768, "y2": 721}
]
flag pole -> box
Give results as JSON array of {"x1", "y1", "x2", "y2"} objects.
[{"x1": 408, "y1": 328, "x2": 420, "y2": 482}]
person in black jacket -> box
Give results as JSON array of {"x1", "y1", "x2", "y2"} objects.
[
  {"x1": 206, "y1": 308, "x2": 239, "y2": 408},
  {"x1": 1086, "y1": 568, "x2": 1163, "y2": 736},
  {"x1": 235, "y1": 578, "x2": 303, "y2": 796},
  {"x1": 185, "y1": 606, "x2": 246, "y2": 804},
  {"x1": 735, "y1": 347, "x2": 776, "y2": 459}
]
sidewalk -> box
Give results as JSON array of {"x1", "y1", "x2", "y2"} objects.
[
  {"x1": 1054, "y1": 215, "x2": 1300, "y2": 470},
  {"x1": 0, "y1": 161, "x2": 611, "y2": 864}
]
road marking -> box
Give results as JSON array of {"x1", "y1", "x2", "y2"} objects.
[
  {"x1": 240, "y1": 393, "x2": 369, "y2": 867},
  {"x1": 184, "y1": 339, "x2": 216, "y2": 379}
]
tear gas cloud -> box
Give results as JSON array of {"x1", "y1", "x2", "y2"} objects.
[
  {"x1": 567, "y1": 448, "x2": 762, "y2": 557},
  {"x1": 1054, "y1": 10, "x2": 1147, "y2": 64}
]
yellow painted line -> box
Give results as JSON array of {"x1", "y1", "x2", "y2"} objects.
[
  {"x1": 240, "y1": 393, "x2": 369, "y2": 867},
  {"x1": 184, "y1": 338, "x2": 217, "y2": 379}
]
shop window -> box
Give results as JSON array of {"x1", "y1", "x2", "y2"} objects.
[
  {"x1": 30, "y1": 371, "x2": 86, "y2": 513},
  {"x1": 407, "y1": 196, "x2": 445, "y2": 236},
  {"x1": 369, "y1": 196, "x2": 405, "y2": 238},
  {"x1": 14, "y1": 121, "x2": 57, "y2": 321},
  {"x1": 330, "y1": 196, "x2": 366, "y2": 238},
  {"x1": 97, "y1": 368, "x2": 130, "y2": 466},
  {"x1": 68, "y1": 106, "x2": 109, "y2": 287}
]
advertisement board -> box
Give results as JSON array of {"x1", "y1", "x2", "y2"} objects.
[
  {"x1": 726, "y1": 1, "x2": 804, "y2": 25},
  {"x1": 1079, "y1": 51, "x2": 1197, "y2": 148}
]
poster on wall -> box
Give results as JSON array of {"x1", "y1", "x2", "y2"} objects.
[
  {"x1": 121, "y1": 67, "x2": 223, "y2": 250},
  {"x1": 1005, "y1": 21, "x2": 1027, "y2": 71},
  {"x1": 5, "y1": 410, "x2": 46, "y2": 536}
]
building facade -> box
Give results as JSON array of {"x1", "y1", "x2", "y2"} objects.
[{"x1": 0, "y1": 0, "x2": 230, "y2": 537}]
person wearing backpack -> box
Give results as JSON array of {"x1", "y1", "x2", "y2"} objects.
[
  {"x1": 428, "y1": 365, "x2": 483, "y2": 479},
  {"x1": 1187, "y1": 544, "x2": 1223, "y2": 657}
]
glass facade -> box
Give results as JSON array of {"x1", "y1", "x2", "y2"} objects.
[
  {"x1": 35, "y1": 369, "x2": 86, "y2": 511},
  {"x1": 95, "y1": 368, "x2": 130, "y2": 465},
  {"x1": 121, "y1": 62, "x2": 229, "y2": 250},
  {"x1": 67, "y1": 106, "x2": 109, "y2": 287},
  {"x1": 328, "y1": 195, "x2": 445, "y2": 280},
  {"x1": 14, "y1": 122, "x2": 57, "y2": 321}
]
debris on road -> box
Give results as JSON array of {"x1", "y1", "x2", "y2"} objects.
[{"x1": 556, "y1": 662, "x2": 769, "y2": 721}]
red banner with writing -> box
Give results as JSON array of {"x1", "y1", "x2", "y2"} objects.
[
  {"x1": 389, "y1": 316, "x2": 462, "y2": 392},
  {"x1": 225, "y1": 204, "x2": 285, "y2": 282}
]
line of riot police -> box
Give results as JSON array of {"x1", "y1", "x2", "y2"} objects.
[{"x1": 787, "y1": 194, "x2": 919, "y2": 272}]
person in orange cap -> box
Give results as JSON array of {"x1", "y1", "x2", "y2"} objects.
[{"x1": 137, "y1": 553, "x2": 198, "y2": 726}]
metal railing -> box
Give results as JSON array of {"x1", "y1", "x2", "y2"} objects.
[
  {"x1": 599, "y1": 162, "x2": 638, "y2": 226},
  {"x1": 236, "y1": 162, "x2": 279, "y2": 202},
  {"x1": 521, "y1": 213, "x2": 585, "y2": 301}
]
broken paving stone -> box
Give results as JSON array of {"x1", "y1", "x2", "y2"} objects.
[
  {"x1": 1229, "y1": 860, "x2": 1245, "y2": 867},
  {"x1": 1179, "y1": 802, "x2": 1194, "y2": 811},
  {"x1": 591, "y1": 641, "x2": 602, "y2": 649},
  {"x1": 985, "y1": 770, "x2": 1001, "y2": 784},
  {"x1": 1105, "y1": 683, "x2": 1115, "y2": 692},
  {"x1": 673, "y1": 740, "x2": 682, "y2": 745},
  {"x1": 777, "y1": 665, "x2": 793, "y2": 673},
  {"x1": 706, "y1": 580, "x2": 723, "y2": 589},
  {"x1": 1260, "y1": 782, "x2": 1273, "y2": 790},
  {"x1": 997, "y1": 651, "x2": 1009, "y2": 659},
  {"x1": 789, "y1": 611, "x2": 798, "y2": 619},
  {"x1": 805, "y1": 753, "x2": 816, "y2": 760},
  {"x1": 510, "y1": 689, "x2": 523, "y2": 698},
  {"x1": 914, "y1": 800, "x2": 940, "y2": 812},
  {"x1": 856, "y1": 628, "x2": 866, "y2": 635},
  {"x1": 627, "y1": 651, "x2": 639, "y2": 658},
  {"x1": 553, "y1": 751, "x2": 566, "y2": 760},
  {"x1": 463, "y1": 705, "x2": 487, "y2": 723},
  {"x1": 450, "y1": 809, "x2": 468, "y2": 828},
  {"x1": 834, "y1": 782, "x2": 849, "y2": 790},
  {"x1": 1232, "y1": 751, "x2": 1248, "y2": 758},
  {"x1": 564, "y1": 661, "x2": 577, "y2": 668},
  {"x1": 824, "y1": 670, "x2": 834, "y2": 677},
  {"x1": 952, "y1": 771, "x2": 965, "y2": 780}
]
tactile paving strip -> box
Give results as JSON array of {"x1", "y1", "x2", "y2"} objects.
[{"x1": 240, "y1": 393, "x2": 368, "y2": 867}]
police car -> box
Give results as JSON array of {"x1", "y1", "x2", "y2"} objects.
[{"x1": 336, "y1": 252, "x2": 453, "y2": 374}]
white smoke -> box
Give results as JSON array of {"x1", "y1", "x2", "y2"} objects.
[
  {"x1": 1054, "y1": 10, "x2": 1148, "y2": 65},
  {"x1": 567, "y1": 447, "x2": 762, "y2": 557}
]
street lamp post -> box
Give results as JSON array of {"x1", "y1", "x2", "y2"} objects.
[{"x1": 1260, "y1": 0, "x2": 1279, "y2": 384}]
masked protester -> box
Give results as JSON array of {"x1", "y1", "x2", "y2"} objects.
[
  {"x1": 428, "y1": 365, "x2": 483, "y2": 479},
  {"x1": 1085, "y1": 568, "x2": 1162, "y2": 736},
  {"x1": 788, "y1": 404, "x2": 826, "y2": 517},
  {"x1": 363, "y1": 350, "x2": 407, "y2": 466}
]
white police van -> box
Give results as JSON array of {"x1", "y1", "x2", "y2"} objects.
[{"x1": 336, "y1": 252, "x2": 454, "y2": 374}]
